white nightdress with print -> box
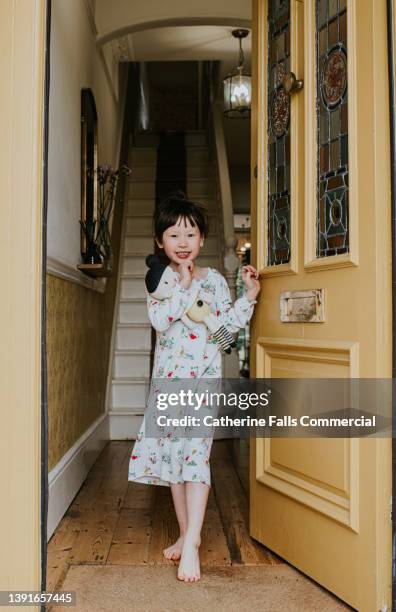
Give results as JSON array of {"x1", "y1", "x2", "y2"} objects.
[{"x1": 127, "y1": 267, "x2": 257, "y2": 487}]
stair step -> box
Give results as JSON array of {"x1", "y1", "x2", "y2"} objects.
[
  {"x1": 122, "y1": 255, "x2": 149, "y2": 275},
  {"x1": 119, "y1": 298, "x2": 149, "y2": 324},
  {"x1": 187, "y1": 164, "x2": 213, "y2": 179},
  {"x1": 186, "y1": 147, "x2": 210, "y2": 163},
  {"x1": 113, "y1": 350, "x2": 151, "y2": 379},
  {"x1": 126, "y1": 196, "x2": 218, "y2": 217},
  {"x1": 128, "y1": 181, "x2": 155, "y2": 198},
  {"x1": 133, "y1": 133, "x2": 160, "y2": 147},
  {"x1": 127, "y1": 178, "x2": 215, "y2": 199},
  {"x1": 185, "y1": 132, "x2": 207, "y2": 146},
  {"x1": 116, "y1": 323, "x2": 151, "y2": 350},
  {"x1": 187, "y1": 180, "x2": 215, "y2": 198},
  {"x1": 124, "y1": 235, "x2": 154, "y2": 254},
  {"x1": 126, "y1": 208, "x2": 218, "y2": 222},
  {"x1": 130, "y1": 166, "x2": 156, "y2": 180},
  {"x1": 121, "y1": 272, "x2": 145, "y2": 278},
  {"x1": 131, "y1": 130, "x2": 207, "y2": 147},
  {"x1": 120, "y1": 276, "x2": 147, "y2": 299},
  {"x1": 130, "y1": 148, "x2": 157, "y2": 164},
  {"x1": 115, "y1": 347, "x2": 151, "y2": 353},
  {"x1": 111, "y1": 378, "x2": 151, "y2": 409},
  {"x1": 125, "y1": 215, "x2": 154, "y2": 234},
  {"x1": 112, "y1": 375, "x2": 150, "y2": 382},
  {"x1": 127, "y1": 198, "x2": 155, "y2": 215},
  {"x1": 117, "y1": 321, "x2": 150, "y2": 327}
]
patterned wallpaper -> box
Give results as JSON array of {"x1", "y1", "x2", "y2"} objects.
[{"x1": 46, "y1": 188, "x2": 124, "y2": 471}]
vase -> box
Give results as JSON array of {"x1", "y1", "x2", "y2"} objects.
[{"x1": 84, "y1": 243, "x2": 102, "y2": 265}]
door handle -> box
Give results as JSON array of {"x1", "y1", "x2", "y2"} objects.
[{"x1": 282, "y1": 72, "x2": 304, "y2": 95}]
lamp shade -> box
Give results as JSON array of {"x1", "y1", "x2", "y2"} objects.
[
  {"x1": 223, "y1": 29, "x2": 251, "y2": 118},
  {"x1": 223, "y1": 69, "x2": 251, "y2": 118}
]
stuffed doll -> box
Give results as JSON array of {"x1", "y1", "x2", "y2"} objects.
[
  {"x1": 145, "y1": 254, "x2": 236, "y2": 354},
  {"x1": 183, "y1": 294, "x2": 237, "y2": 354}
]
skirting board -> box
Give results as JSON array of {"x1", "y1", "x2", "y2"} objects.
[
  {"x1": 47, "y1": 413, "x2": 110, "y2": 540},
  {"x1": 47, "y1": 411, "x2": 142, "y2": 539}
]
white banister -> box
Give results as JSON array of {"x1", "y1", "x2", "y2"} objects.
[
  {"x1": 210, "y1": 100, "x2": 241, "y2": 378},
  {"x1": 211, "y1": 100, "x2": 240, "y2": 301}
]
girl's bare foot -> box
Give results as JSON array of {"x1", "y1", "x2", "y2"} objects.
[
  {"x1": 163, "y1": 535, "x2": 185, "y2": 561},
  {"x1": 177, "y1": 537, "x2": 201, "y2": 582}
]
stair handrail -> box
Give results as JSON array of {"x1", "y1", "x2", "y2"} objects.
[{"x1": 209, "y1": 100, "x2": 240, "y2": 300}]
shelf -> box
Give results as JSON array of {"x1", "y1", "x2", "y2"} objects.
[{"x1": 77, "y1": 262, "x2": 113, "y2": 278}]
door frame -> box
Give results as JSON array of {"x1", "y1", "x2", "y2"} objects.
[
  {"x1": 387, "y1": 0, "x2": 396, "y2": 607},
  {"x1": 0, "y1": 0, "x2": 49, "y2": 598}
]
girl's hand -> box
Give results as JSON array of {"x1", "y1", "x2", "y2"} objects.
[
  {"x1": 178, "y1": 259, "x2": 194, "y2": 289},
  {"x1": 241, "y1": 265, "x2": 260, "y2": 300}
]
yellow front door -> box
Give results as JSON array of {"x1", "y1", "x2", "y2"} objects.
[{"x1": 250, "y1": 1, "x2": 392, "y2": 610}]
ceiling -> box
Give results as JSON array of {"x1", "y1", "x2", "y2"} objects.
[{"x1": 108, "y1": 25, "x2": 251, "y2": 74}]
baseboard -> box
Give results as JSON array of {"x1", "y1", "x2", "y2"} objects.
[{"x1": 47, "y1": 412, "x2": 110, "y2": 540}]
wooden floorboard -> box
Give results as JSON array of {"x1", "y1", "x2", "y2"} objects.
[
  {"x1": 47, "y1": 439, "x2": 282, "y2": 590},
  {"x1": 211, "y1": 440, "x2": 282, "y2": 566}
]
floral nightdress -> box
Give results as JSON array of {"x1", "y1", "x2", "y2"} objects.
[{"x1": 128, "y1": 267, "x2": 257, "y2": 487}]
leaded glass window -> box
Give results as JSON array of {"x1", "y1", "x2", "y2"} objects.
[
  {"x1": 316, "y1": 0, "x2": 349, "y2": 257},
  {"x1": 268, "y1": 0, "x2": 291, "y2": 266}
]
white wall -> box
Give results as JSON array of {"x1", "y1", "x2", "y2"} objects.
[{"x1": 48, "y1": 0, "x2": 125, "y2": 270}]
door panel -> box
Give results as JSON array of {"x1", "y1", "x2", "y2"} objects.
[{"x1": 250, "y1": 1, "x2": 392, "y2": 609}]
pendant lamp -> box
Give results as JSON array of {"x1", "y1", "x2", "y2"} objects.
[{"x1": 223, "y1": 29, "x2": 251, "y2": 118}]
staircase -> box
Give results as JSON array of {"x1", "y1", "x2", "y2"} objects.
[{"x1": 107, "y1": 131, "x2": 224, "y2": 439}]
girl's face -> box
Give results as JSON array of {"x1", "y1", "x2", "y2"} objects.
[{"x1": 157, "y1": 215, "x2": 203, "y2": 266}]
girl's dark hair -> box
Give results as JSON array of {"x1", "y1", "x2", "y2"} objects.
[{"x1": 153, "y1": 191, "x2": 209, "y2": 243}]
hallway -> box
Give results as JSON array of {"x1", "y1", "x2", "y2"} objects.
[{"x1": 47, "y1": 440, "x2": 352, "y2": 611}]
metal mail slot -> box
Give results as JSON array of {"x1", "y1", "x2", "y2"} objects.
[{"x1": 280, "y1": 289, "x2": 325, "y2": 323}]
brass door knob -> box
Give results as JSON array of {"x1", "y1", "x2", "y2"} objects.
[{"x1": 282, "y1": 72, "x2": 304, "y2": 94}]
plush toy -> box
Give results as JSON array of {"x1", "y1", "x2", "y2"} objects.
[
  {"x1": 183, "y1": 294, "x2": 236, "y2": 354},
  {"x1": 145, "y1": 254, "x2": 178, "y2": 298},
  {"x1": 145, "y1": 254, "x2": 236, "y2": 354}
]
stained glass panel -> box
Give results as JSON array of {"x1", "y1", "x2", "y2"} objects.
[
  {"x1": 316, "y1": 0, "x2": 349, "y2": 257},
  {"x1": 268, "y1": 0, "x2": 291, "y2": 266}
]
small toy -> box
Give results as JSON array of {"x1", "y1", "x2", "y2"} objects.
[
  {"x1": 145, "y1": 254, "x2": 236, "y2": 354},
  {"x1": 145, "y1": 254, "x2": 178, "y2": 298},
  {"x1": 183, "y1": 294, "x2": 236, "y2": 354}
]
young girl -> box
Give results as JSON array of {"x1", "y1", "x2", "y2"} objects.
[{"x1": 128, "y1": 194, "x2": 260, "y2": 582}]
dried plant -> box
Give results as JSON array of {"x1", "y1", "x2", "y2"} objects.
[{"x1": 82, "y1": 164, "x2": 131, "y2": 264}]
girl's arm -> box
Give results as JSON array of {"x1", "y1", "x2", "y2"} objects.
[
  {"x1": 214, "y1": 272, "x2": 257, "y2": 333},
  {"x1": 147, "y1": 281, "x2": 200, "y2": 332}
]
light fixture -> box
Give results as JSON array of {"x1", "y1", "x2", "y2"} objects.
[{"x1": 223, "y1": 29, "x2": 251, "y2": 118}]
